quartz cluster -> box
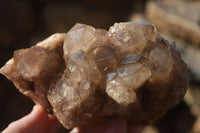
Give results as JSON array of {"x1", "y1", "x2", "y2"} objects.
[{"x1": 0, "y1": 20, "x2": 189, "y2": 129}]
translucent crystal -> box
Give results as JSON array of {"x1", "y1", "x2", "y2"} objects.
[
  {"x1": 90, "y1": 44, "x2": 118, "y2": 71},
  {"x1": 63, "y1": 23, "x2": 96, "y2": 56},
  {"x1": 143, "y1": 41, "x2": 173, "y2": 85},
  {"x1": 14, "y1": 47, "x2": 63, "y2": 81},
  {"x1": 108, "y1": 20, "x2": 156, "y2": 55},
  {"x1": 117, "y1": 63, "x2": 142, "y2": 78},
  {"x1": 48, "y1": 75, "x2": 97, "y2": 128},
  {"x1": 170, "y1": 41, "x2": 176, "y2": 49},
  {"x1": 0, "y1": 33, "x2": 65, "y2": 110},
  {"x1": 133, "y1": 20, "x2": 152, "y2": 25},
  {"x1": 67, "y1": 50, "x2": 102, "y2": 85},
  {"x1": 0, "y1": 21, "x2": 189, "y2": 130},
  {"x1": 107, "y1": 72, "x2": 117, "y2": 81},
  {"x1": 120, "y1": 54, "x2": 142, "y2": 64},
  {"x1": 117, "y1": 64, "x2": 151, "y2": 90},
  {"x1": 106, "y1": 78, "x2": 137, "y2": 106},
  {"x1": 63, "y1": 24, "x2": 109, "y2": 63}
]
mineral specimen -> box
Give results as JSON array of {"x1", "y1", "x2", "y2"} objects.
[{"x1": 0, "y1": 20, "x2": 189, "y2": 129}]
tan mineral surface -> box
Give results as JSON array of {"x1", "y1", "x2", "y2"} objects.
[
  {"x1": 0, "y1": 20, "x2": 189, "y2": 129},
  {"x1": 146, "y1": 0, "x2": 200, "y2": 45}
]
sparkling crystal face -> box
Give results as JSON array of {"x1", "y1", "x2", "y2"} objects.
[
  {"x1": 108, "y1": 20, "x2": 156, "y2": 55},
  {"x1": 0, "y1": 21, "x2": 189, "y2": 129}
]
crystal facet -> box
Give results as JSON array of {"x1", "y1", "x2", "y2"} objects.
[
  {"x1": 0, "y1": 20, "x2": 189, "y2": 130},
  {"x1": 108, "y1": 21, "x2": 156, "y2": 55}
]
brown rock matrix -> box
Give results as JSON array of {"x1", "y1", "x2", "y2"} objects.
[{"x1": 0, "y1": 20, "x2": 189, "y2": 129}]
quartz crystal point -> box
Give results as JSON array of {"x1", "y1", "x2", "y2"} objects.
[
  {"x1": 108, "y1": 20, "x2": 156, "y2": 56},
  {"x1": 0, "y1": 20, "x2": 189, "y2": 129}
]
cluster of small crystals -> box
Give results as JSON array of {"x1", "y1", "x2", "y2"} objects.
[
  {"x1": 0, "y1": 20, "x2": 189, "y2": 130},
  {"x1": 47, "y1": 20, "x2": 189, "y2": 129}
]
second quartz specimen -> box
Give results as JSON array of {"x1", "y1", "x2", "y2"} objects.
[{"x1": 0, "y1": 20, "x2": 189, "y2": 129}]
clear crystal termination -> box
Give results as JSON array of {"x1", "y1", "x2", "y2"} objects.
[{"x1": 0, "y1": 20, "x2": 190, "y2": 129}]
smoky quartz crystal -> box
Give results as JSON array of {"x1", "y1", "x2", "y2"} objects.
[{"x1": 0, "y1": 20, "x2": 189, "y2": 129}]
